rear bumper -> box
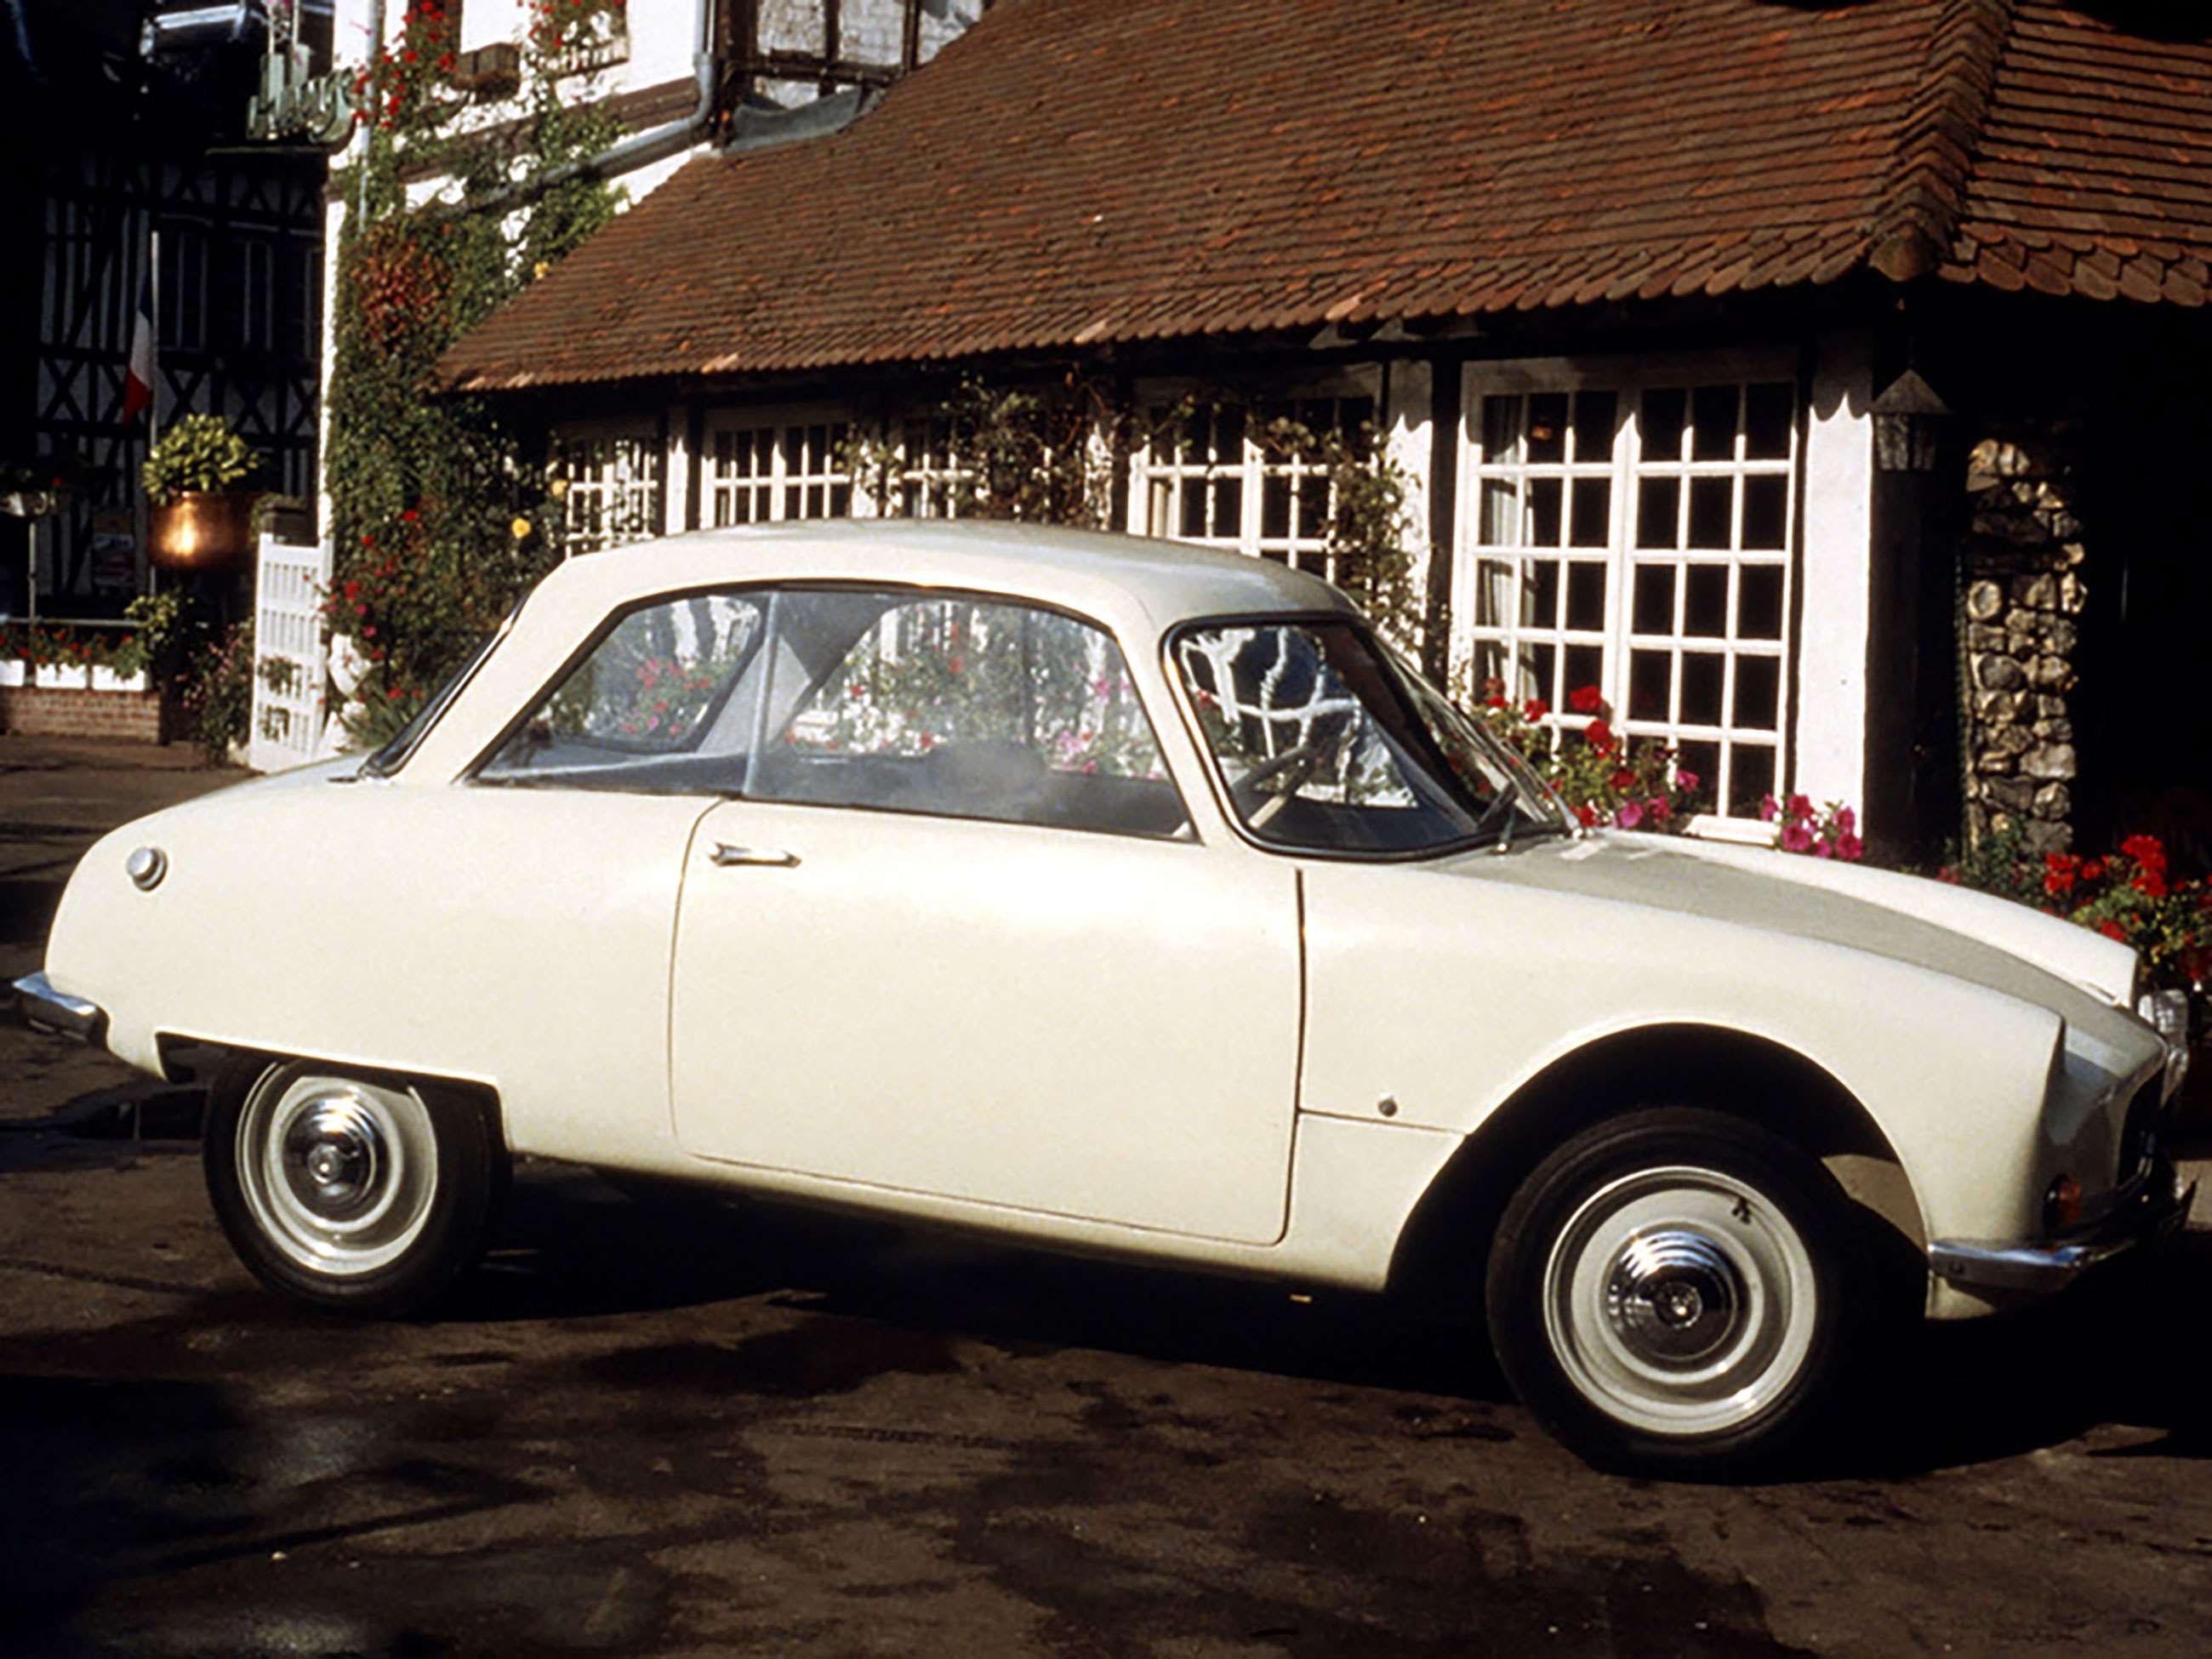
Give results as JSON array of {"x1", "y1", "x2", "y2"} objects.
[
  {"x1": 11, "y1": 971, "x2": 106, "y2": 1046},
  {"x1": 1928, "y1": 1160, "x2": 2195, "y2": 1296}
]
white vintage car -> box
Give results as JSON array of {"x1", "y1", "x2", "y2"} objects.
[{"x1": 15, "y1": 522, "x2": 2193, "y2": 1475}]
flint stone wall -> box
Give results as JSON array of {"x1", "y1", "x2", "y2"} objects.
[{"x1": 1961, "y1": 428, "x2": 2084, "y2": 855}]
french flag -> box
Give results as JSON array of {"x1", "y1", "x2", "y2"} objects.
[{"x1": 121, "y1": 265, "x2": 154, "y2": 425}]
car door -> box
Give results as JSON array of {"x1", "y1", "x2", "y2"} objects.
[{"x1": 668, "y1": 586, "x2": 1303, "y2": 1245}]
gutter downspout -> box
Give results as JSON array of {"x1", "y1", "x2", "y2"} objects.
[{"x1": 438, "y1": 0, "x2": 719, "y2": 222}]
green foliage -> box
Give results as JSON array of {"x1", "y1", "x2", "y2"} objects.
[
  {"x1": 322, "y1": 2, "x2": 624, "y2": 740},
  {"x1": 142, "y1": 415, "x2": 259, "y2": 505},
  {"x1": 180, "y1": 620, "x2": 256, "y2": 763}
]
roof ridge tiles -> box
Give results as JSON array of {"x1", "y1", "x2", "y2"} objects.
[{"x1": 1868, "y1": 0, "x2": 2016, "y2": 282}]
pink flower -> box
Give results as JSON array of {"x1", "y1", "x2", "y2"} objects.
[
  {"x1": 1675, "y1": 771, "x2": 1700, "y2": 794},
  {"x1": 1615, "y1": 801, "x2": 1644, "y2": 830},
  {"x1": 1780, "y1": 823, "x2": 1815, "y2": 852},
  {"x1": 1835, "y1": 833, "x2": 1864, "y2": 862},
  {"x1": 1833, "y1": 806, "x2": 1856, "y2": 836},
  {"x1": 1812, "y1": 839, "x2": 1833, "y2": 859},
  {"x1": 1758, "y1": 793, "x2": 1779, "y2": 823}
]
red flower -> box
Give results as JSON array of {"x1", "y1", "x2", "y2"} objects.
[
  {"x1": 1569, "y1": 684, "x2": 1606, "y2": 715},
  {"x1": 1575, "y1": 803, "x2": 1599, "y2": 827},
  {"x1": 1583, "y1": 718, "x2": 1615, "y2": 755},
  {"x1": 1524, "y1": 697, "x2": 1549, "y2": 721},
  {"x1": 2044, "y1": 852, "x2": 2078, "y2": 897},
  {"x1": 1610, "y1": 768, "x2": 1636, "y2": 792},
  {"x1": 2097, "y1": 920, "x2": 2129, "y2": 943},
  {"x1": 2121, "y1": 835, "x2": 2168, "y2": 873},
  {"x1": 2135, "y1": 869, "x2": 2169, "y2": 899},
  {"x1": 2082, "y1": 858, "x2": 2106, "y2": 882}
]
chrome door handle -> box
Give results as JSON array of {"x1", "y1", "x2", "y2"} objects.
[{"x1": 709, "y1": 842, "x2": 801, "y2": 869}]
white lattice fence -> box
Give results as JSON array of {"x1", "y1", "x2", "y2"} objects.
[{"x1": 249, "y1": 534, "x2": 331, "y2": 773}]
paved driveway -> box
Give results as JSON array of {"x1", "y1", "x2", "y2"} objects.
[{"x1": 5, "y1": 735, "x2": 2212, "y2": 1657}]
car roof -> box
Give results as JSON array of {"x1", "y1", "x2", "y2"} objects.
[
  {"x1": 398, "y1": 521, "x2": 1360, "y2": 782},
  {"x1": 518, "y1": 520, "x2": 1354, "y2": 636}
]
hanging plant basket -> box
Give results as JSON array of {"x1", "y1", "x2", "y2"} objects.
[{"x1": 150, "y1": 491, "x2": 258, "y2": 572}]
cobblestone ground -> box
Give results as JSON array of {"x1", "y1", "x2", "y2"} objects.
[{"x1": 5, "y1": 733, "x2": 2212, "y2": 1657}]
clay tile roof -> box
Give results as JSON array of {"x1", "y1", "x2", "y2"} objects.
[
  {"x1": 1941, "y1": 4, "x2": 2212, "y2": 305},
  {"x1": 438, "y1": 0, "x2": 2212, "y2": 392}
]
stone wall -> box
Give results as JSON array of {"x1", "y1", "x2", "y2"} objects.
[{"x1": 1961, "y1": 429, "x2": 2086, "y2": 853}]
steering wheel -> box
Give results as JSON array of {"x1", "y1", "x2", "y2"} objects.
[{"x1": 1231, "y1": 743, "x2": 1325, "y2": 830}]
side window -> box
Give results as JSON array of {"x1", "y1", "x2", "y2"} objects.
[
  {"x1": 752, "y1": 591, "x2": 1185, "y2": 837},
  {"x1": 478, "y1": 591, "x2": 765, "y2": 790}
]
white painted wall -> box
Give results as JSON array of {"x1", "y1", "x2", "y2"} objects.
[{"x1": 1794, "y1": 329, "x2": 1876, "y2": 822}]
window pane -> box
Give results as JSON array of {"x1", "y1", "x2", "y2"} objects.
[
  {"x1": 1678, "y1": 740, "x2": 1719, "y2": 808},
  {"x1": 481, "y1": 592, "x2": 766, "y2": 786},
  {"x1": 1572, "y1": 391, "x2": 1618, "y2": 463},
  {"x1": 1475, "y1": 559, "x2": 1514, "y2": 628},
  {"x1": 1569, "y1": 477, "x2": 1611, "y2": 548},
  {"x1": 1479, "y1": 479, "x2": 1518, "y2": 545},
  {"x1": 1734, "y1": 655, "x2": 1781, "y2": 731},
  {"x1": 1636, "y1": 477, "x2": 1681, "y2": 549},
  {"x1": 1211, "y1": 476, "x2": 1245, "y2": 537},
  {"x1": 1738, "y1": 565, "x2": 1786, "y2": 640},
  {"x1": 1729, "y1": 744, "x2": 1777, "y2": 818},
  {"x1": 762, "y1": 595, "x2": 1182, "y2": 837},
  {"x1": 1526, "y1": 559, "x2": 1561, "y2": 628},
  {"x1": 1526, "y1": 393, "x2": 1568, "y2": 464},
  {"x1": 1482, "y1": 395, "x2": 1521, "y2": 460},
  {"x1": 1632, "y1": 563, "x2": 1676, "y2": 636},
  {"x1": 1564, "y1": 643, "x2": 1604, "y2": 695},
  {"x1": 1687, "y1": 476, "x2": 1733, "y2": 549},
  {"x1": 1528, "y1": 477, "x2": 1563, "y2": 547},
  {"x1": 1628, "y1": 649, "x2": 1672, "y2": 720},
  {"x1": 1744, "y1": 383, "x2": 1793, "y2": 460},
  {"x1": 1684, "y1": 565, "x2": 1730, "y2": 636},
  {"x1": 1641, "y1": 388, "x2": 1686, "y2": 460},
  {"x1": 1565, "y1": 561, "x2": 1606, "y2": 631},
  {"x1": 1691, "y1": 385, "x2": 1738, "y2": 460},
  {"x1": 1262, "y1": 473, "x2": 1291, "y2": 539},
  {"x1": 1680, "y1": 652, "x2": 1725, "y2": 725},
  {"x1": 1742, "y1": 475, "x2": 1788, "y2": 550}
]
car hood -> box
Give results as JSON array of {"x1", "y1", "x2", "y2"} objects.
[{"x1": 1438, "y1": 830, "x2": 2143, "y2": 1048}]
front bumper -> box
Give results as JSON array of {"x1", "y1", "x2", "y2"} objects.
[
  {"x1": 12, "y1": 971, "x2": 106, "y2": 1046},
  {"x1": 1928, "y1": 1159, "x2": 2196, "y2": 1296}
]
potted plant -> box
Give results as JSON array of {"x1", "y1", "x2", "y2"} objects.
[{"x1": 144, "y1": 414, "x2": 261, "y2": 571}]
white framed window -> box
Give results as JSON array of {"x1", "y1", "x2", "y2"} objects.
[
  {"x1": 1457, "y1": 358, "x2": 1798, "y2": 818},
  {"x1": 892, "y1": 416, "x2": 971, "y2": 518},
  {"x1": 1132, "y1": 379, "x2": 1378, "y2": 584},
  {"x1": 705, "y1": 411, "x2": 853, "y2": 526},
  {"x1": 556, "y1": 422, "x2": 663, "y2": 555}
]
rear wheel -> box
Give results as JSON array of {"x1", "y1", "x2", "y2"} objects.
[
  {"x1": 204, "y1": 1057, "x2": 505, "y2": 1317},
  {"x1": 1485, "y1": 1108, "x2": 1863, "y2": 1478}
]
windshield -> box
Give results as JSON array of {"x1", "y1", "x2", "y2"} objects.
[{"x1": 1173, "y1": 619, "x2": 1570, "y2": 856}]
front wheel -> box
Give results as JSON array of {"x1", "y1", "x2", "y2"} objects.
[
  {"x1": 1485, "y1": 1108, "x2": 1864, "y2": 1478},
  {"x1": 204, "y1": 1057, "x2": 506, "y2": 1317}
]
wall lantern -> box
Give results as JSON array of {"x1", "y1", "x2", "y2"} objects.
[{"x1": 1872, "y1": 368, "x2": 1953, "y2": 473}]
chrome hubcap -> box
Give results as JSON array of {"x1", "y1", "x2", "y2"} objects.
[
  {"x1": 238, "y1": 1069, "x2": 438, "y2": 1278},
  {"x1": 1542, "y1": 1166, "x2": 1816, "y2": 1438}
]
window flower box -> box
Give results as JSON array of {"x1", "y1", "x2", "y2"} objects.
[
  {"x1": 91, "y1": 664, "x2": 150, "y2": 694},
  {"x1": 34, "y1": 663, "x2": 90, "y2": 692}
]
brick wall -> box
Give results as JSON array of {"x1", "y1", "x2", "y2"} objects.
[{"x1": 0, "y1": 686, "x2": 173, "y2": 743}]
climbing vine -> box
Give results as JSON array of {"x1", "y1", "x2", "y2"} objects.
[{"x1": 323, "y1": 1, "x2": 624, "y2": 744}]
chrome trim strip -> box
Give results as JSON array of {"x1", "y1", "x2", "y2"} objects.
[
  {"x1": 12, "y1": 971, "x2": 106, "y2": 1045},
  {"x1": 1929, "y1": 1171, "x2": 2195, "y2": 1294}
]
